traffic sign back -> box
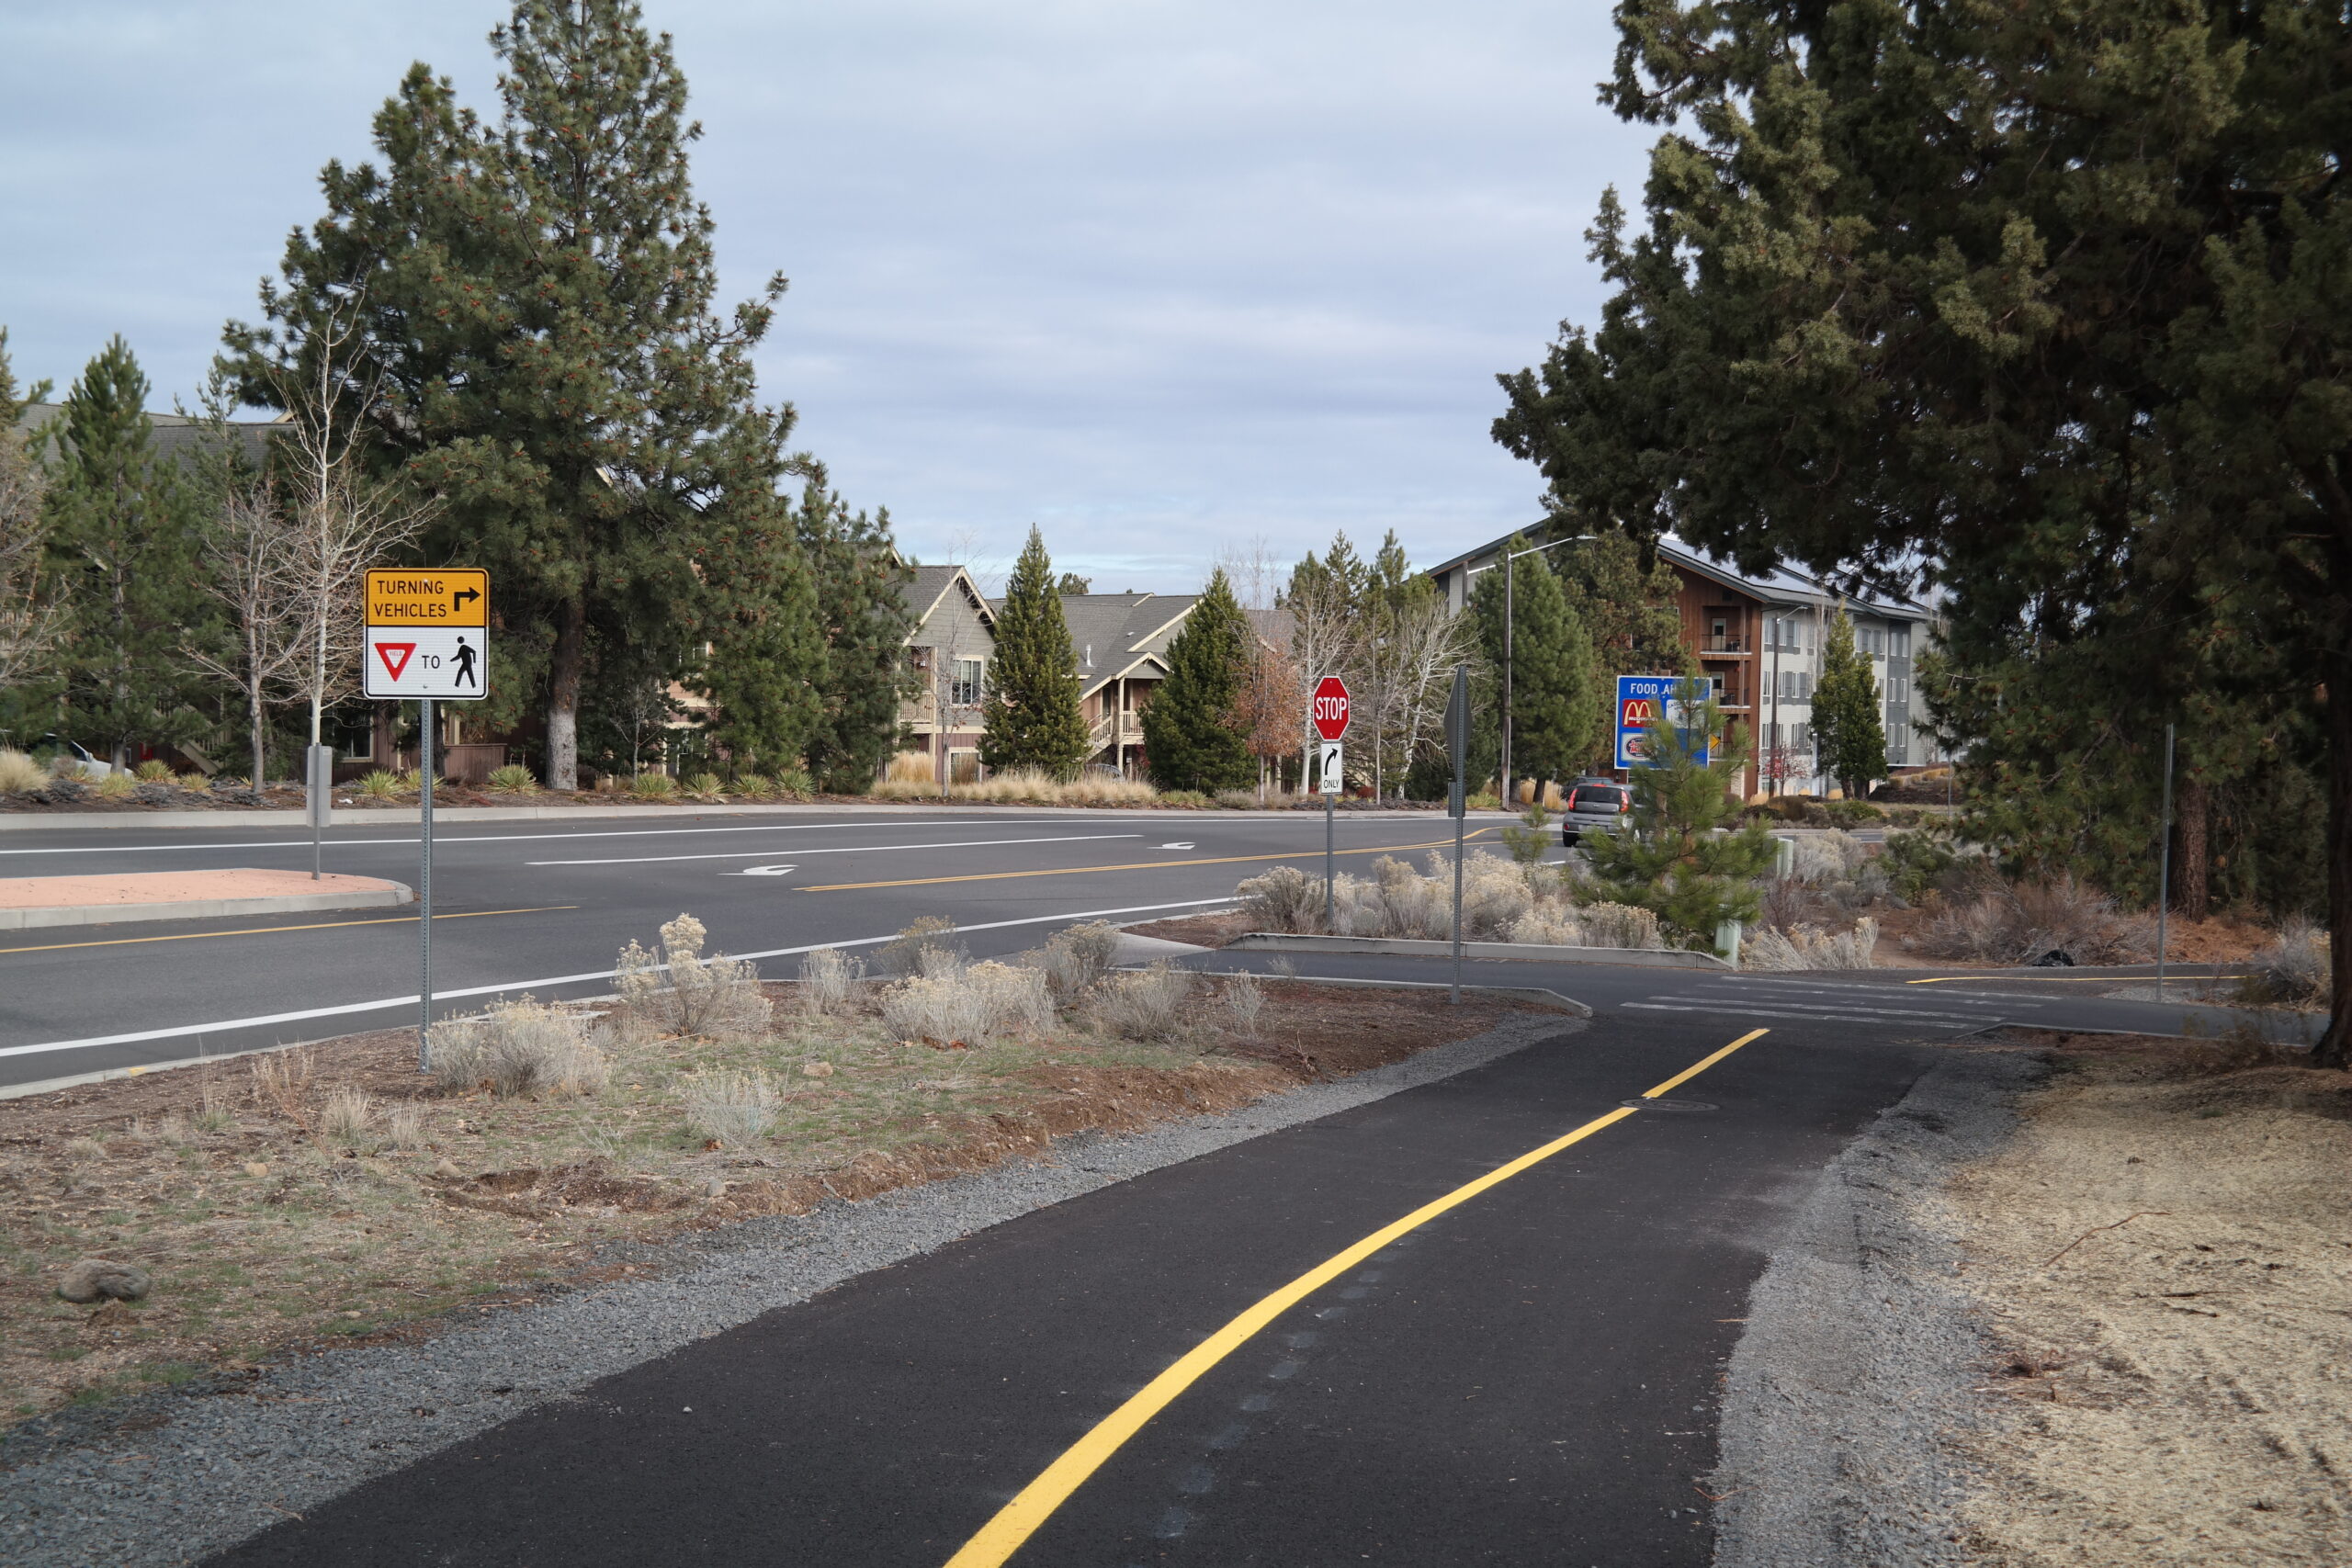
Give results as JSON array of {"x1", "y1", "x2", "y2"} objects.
[{"x1": 1311, "y1": 676, "x2": 1351, "y2": 740}]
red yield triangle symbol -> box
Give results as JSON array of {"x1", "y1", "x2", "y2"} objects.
[{"x1": 376, "y1": 642, "x2": 417, "y2": 681}]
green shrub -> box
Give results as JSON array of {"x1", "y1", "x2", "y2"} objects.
[
  {"x1": 629, "y1": 772, "x2": 677, "y2": 799},
  {"x1": 1159, "y1": 789, "x2": 1212, "y2": 808},
  {"x1": 96, "y1": 771, "x2": 138, "y2": 798},
  {"x1": 357, "y1": 770, "x2": 401, "y2": 799},
  {"x1": 685, "y1": 771, "x2": 725, "y2": 800},
  {"x1": 1881, "y1": 826, "x2": 1959, "y2": 902},
  {"x1": 1500, "y1": 804, "x2": 1555, "y2": 864},
  {"x1": 485, "y1": 763, "x2": 539, "y2": 794},
  {"x1": 772, "y1": 766, "x2": 815, "y2": 796},
  {"x1": 134, "y1": 760, "x2": 172, "y2": 781},
  {"x1": 1824, "y1": 798, "x2": 1883, "y2": 828},
  {"x1": 730, "y1": 773, "x2": 774, "y2": 799}
]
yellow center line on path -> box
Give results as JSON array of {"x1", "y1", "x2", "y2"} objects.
[
  {"x1": 800, "y1": 828, "x2": 1498, "y2": 893},
  {"x1": 1902, "y1": 974, "x2": 2164, "y2": 986},
  {"x1": 938, "y1": 1025, "x2": 1772, "y2": 1568},
  {"x1": 0, "y1": 906, "x2": 577, "y2": 958}
]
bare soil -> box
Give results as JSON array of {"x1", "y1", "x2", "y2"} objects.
[
  {"x1": 0, "y1": 979, "x2": 1527, "y2": 1427},
  {"x1": 1875, "y1": 904, "x2": 2280, "y2": 968},
  {"x1": 1944, "y1": 1032, "x2": 2352, "y2": 1564},
  {"x1": 1124, "y1": 911, "x2": 1255, "y2": 948}
]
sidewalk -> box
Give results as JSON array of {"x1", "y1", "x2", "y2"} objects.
[{"x1": 0, "y1": 868, "x2": 413, "y2": 931}]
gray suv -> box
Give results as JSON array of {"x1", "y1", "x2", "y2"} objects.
[{"x1": 1560, "y1": 778, "x2": 1631, "y2": 846}]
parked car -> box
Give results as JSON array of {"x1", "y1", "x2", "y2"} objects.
[
  {"x1": 1560, "y1": 778, "x2": 1630, "y2": 846},
  {"x1": 40, "y1": 736, "x2": 112, "y2": 779}
]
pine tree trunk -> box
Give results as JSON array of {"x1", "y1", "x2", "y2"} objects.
[
  {"x1": 2175, "y1": 776, "x2": 2210, "y2": 921},
  {"x1": 546, "y1": 597, "x2": 587, "y2": 791},
  {"x1": 2318, "y1": 641, "x2": 2352, "y2": 1069}
]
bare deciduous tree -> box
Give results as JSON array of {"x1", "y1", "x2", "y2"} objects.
[
  {"x1": 187, "y1": 479, "x2": 308, "y2": 786},
  {"x1": 0, "y1": 418, "x2": 62, "y2": 699}
]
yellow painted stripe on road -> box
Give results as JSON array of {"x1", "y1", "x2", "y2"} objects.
[
  {"x1": 940, "y1": 1025, "x2": 1771, "y2": 1568},
  {"x1": 1903, "y1": 974, "x2": 2172, "y2": 985},
  {"x1": 0, "y1": 906, "x2": 577, "y2": 958},
  {"x1": 802, "y1": 829, "x2": 1495, "y2": 893}
]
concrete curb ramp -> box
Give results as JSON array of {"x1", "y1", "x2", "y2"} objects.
[
  {"x1": 1224, "y1": 931, "x2": 1732, "y2": 971},
  {"x1": 0, "y1": 882, "x2": 413, "y2": 931}
]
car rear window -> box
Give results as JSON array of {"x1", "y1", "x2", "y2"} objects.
[{"x1": 1572, "y1": 786, "x2": 1626, "y2": 808}]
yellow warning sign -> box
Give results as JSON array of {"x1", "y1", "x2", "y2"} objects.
[{"x1": 365, "y1": 569, "x2": 488, "y2": 628}]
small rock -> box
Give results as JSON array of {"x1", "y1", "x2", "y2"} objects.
[
  {"x1": 57, "y1": 1258, "x2": 151, "y2": 1303},
  {"x1": 243, "y1": 1161, "x2": 269, "y2": 1178},
  {"x1": 432, "y1": 1158, "x2": 464, "y2": 1180},
  {"x1": 704, "y1": 1178, "x2": 729, "y2": 1199},
  {"x1": 801, "y1": 1061, "x2": 835, "y2": 1077}
]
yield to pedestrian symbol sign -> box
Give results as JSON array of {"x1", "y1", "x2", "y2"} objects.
[{"x1": 364, "y1": 570, "x2": 488, "y2": 700}]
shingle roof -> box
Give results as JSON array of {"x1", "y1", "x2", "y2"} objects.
[
  {"x1": 17, "y1": 402, "x2": 286, "y2": 473},
  {"x1": 903, "y1": 565, "x2": 993, "y2": 632},
  {"x1": 1425, "y1": 526, "x2": 1930, "y2": 619}
]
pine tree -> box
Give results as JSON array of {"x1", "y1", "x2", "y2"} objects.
[
  {"x1": 40, "y1": 339, "x2": 209, "y2": 768},
  {"x1": 1811, "y1": 610, "x2": 1885, "y2": 799},
  {"x1": 227, "y1": 0, "x2": 809, "y2": 788},
  {"x1": 979, "y1": 526, "x2": 1091, "y2": 777},
  {"x1": 797, "y1": 483, "x2": 915, "y2": 792},
  {"x1": 1144, "y1": 568, "x2": 1253, "y2": 793},
  {"x1": 1467, "y1": 536, "x2": 1603, "y2": 787},
  {"x1": 0, "y1": 329, "x2": 60, "y2": 716},
  {"x1": 1554, "y1": 529, "x2": 1690, "y2": 683},
  {"x1": 1579, "y1": 679, "x2": 1776, "y2": 947},
  {"x1": 691, "y1": 486, "x2": 821, "y2": 775}
]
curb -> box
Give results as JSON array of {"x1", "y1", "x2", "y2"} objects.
[
  {"x1": 1223, "y1": 932, "x2": 1732, "y2": 970},
  {"x1": 0, "y1": 803, "x2": 1530, "y2": 832},
  {"x1": 0, "y1": 883, "x2": 414, "y2": 931}
]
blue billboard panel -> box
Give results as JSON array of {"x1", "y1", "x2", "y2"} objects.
[{"x1": 1614, "y1": 674, "x2": 1709, "y2": 769}]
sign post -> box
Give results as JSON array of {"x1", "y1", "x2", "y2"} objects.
[
  {"x1": 304, "y1": 742, "x2": 334, "y2": 880},
  {"x1": 1443, "y1": 664, "x2": 1469, "y2": 1003},
  {"x1": 365, "y1": 569, "x2": 489, "y2": 1071},
  {"x1": 1313, "y1": 677, "x2": 1350, "y2": 931}
]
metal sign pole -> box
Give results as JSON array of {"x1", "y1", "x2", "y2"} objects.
[
  {"x1": 2155, "y1": 722, "x2": 2175, "y2": 1003},
  {"x1": 1446, "y1": 664, "x2": 1469, "y2": 1004},
  {"x1": 1502, "y1": 554, "x2": 1514, "y2": 808},
  {"x1": 418, "y1": 698, "x2": 435, "y2": 1072},
  {"x1": 305, "y1": 742, "x2": 333, "y2": 880}
]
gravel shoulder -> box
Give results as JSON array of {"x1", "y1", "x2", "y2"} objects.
[
  {"x1": 1708, "y1": 1043, "x2": 2049, "y2": 1567},
  {"x1": 0, "y1": 1012, "x2": 1569, "y2": 1567}
]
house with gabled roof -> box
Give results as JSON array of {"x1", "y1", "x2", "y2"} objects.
[
  {"x1": 1426, "y1": 531, "x2": 1941, "y2": 798},
  {"x1": 899, "y1": 564, "x2": 998, "y2": 784}
]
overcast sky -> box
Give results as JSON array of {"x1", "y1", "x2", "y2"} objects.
[{"x1": 0, "y1": 1, "x2": 1655, "y2": 592}]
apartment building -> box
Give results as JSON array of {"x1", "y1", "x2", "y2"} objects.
[{"x1": 1425, "y1": 533, "x2": 1939, "y2": 796}]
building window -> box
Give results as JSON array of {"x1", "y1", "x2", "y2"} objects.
[
  {"x1": 1890, "y1": 624, "x2": 1911, "y2": 657},
  {"x1": 950, "y1": 658, "x2": 985, "y2": 707}
]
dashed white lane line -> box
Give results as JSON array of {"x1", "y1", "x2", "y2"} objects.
[
  {"x1": 1622, "y1": 1002, "x2": 1980, "y2": 1031},
  {"x1": 526, "y1": 833, "x2": 1142, "y2": 866},
  {"x1": 0, "y1": 897, "x2": 1239, "y2": 1063}
]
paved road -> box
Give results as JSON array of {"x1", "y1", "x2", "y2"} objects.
[
  {"x1": 0, "y1": 807, "x2": 1483, "y2": 1089},
  {"x1": 208, "y1": 1004, "x2": 1936, "y2": 1568}
]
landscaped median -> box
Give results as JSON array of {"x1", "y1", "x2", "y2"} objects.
[
  {"x1": 0, "y1": 869, "x2": 412, "y2": 931},
  {"x1": 0, "y1": 914, "x2": 1554, "y2": 1430}
]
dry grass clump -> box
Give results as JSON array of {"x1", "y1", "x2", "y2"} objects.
[
  {"x1": 879, "y1": 956, "x2": 1051, "y2": 1044},
  {"x1": 319, "y1": 1086, "x2": 377, "y2": 1147},
  {"x1": 2238, "y1": 916, "x2": 2331, "y2": 1007},
  {"x1": 1221, "y1": 969, "x2": 1266, "y2": 1038},
  {"x1": 869, "y1": 764, "x2": 1159, "y2": 807},
  {"x1": 799, "y1": 946, "x2": 866, "y2": 1014},
  {"x1": 884, "y1": 750, "x2": 935, "y2": 784},
  {"x1": 1922, "y1": 877, "x2": 2153, "y2": 965},
  {"x1": 1038, "y1": 920, "x2": 1119, "y2": 998},
  {"x1": 1090, "y1": 961, "x2": 1195, "y2": 1042},
  {"x1": 95, "y1": 771, "x2": 137, "y2": 798},
  {"x1": 1745, "y1": 916, "x2": 1881, "y2": 971},
  {"x1": 616, "y1": 913, "x2": 773, "y2": 1041},
  {"x1": 1237, "y1": 864, "x2": 1324, "y2": 932},
  {"x1": 683, "y1": 1070, "x2": 779, "y2": 1146},
  {"x1": 430, "y1": 1001, "x2": 610, "y2": 1098},
  {"x1": 1508, "y1": 900, "x2": 1665, "y2": 949}
]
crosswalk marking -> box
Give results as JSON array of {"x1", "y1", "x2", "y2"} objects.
[
  {"x1": 1711, "y1": 978, "x2": 2041, "y2": 1010},
  {"x1": 1670, "y1": 993, "x2": 2004, "y2": 1024},
  {"x1": 1622, "y1": 1002, "x2": 1979, "y2": 1031}
]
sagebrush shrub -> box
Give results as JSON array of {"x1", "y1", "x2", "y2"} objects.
[
  {"x1": 615, "y1": 913, "x2": 773, "y2": 1040},
  {"x1": 684, "y1": 1071, "x2": 778, "y2": 1146},
  {"x1": 1091, "y1": 962, "x2": 1194, "y2": 1042},
  {"x1": 1038, "y1": 921, "x2": 1118, "y2": 998},
  {"x1": 1221, "y1": 970, "x2": 1265, "y2": 1037},
  {"x1": 1236, "y1": 864, "x2": 1322, "y2": 933},
  {"x1": 799, "y1": 946, "x2": 865, "y2": 1014},
  {"x1": 1745, "y1": 917, "x2": 1880, "y2": 971},
  {"x1": 431, "y1": 1000, "x2": 611, "y2": 1098}
]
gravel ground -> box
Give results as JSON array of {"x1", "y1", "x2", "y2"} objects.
[
  {"x1": 1709, "y1": 1045, "x2": 2052, "y2": 1568},
  {"x1": 0, "y1": 1013, "x2": 1571, "y2": 1566}
]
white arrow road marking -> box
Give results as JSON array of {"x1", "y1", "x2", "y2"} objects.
[
  {"x1": 1159, "y1": 842, "x2": 1196, "y2": 850},
  {"x1": 734, "y1": 865, "x2": 796, "y2": 876}
]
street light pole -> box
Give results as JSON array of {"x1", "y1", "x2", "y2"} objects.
[{"x1": 1471, "y1": 535, "x2": 1589, "y2": 809}]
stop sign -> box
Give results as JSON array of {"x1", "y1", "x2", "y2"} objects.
[{"x1": 1311, "y1": 676, "x2": 1351, "y2": 740}]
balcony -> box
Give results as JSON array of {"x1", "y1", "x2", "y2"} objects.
[
  {"x1": 1089, "y1": 712, "x2": 1146, "y2": 750},
  {"x1": 1701, "y1": 635, "x2": 1753, "y2": 657}
]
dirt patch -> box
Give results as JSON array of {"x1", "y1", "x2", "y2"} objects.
[
  {"x1": 1943, "y1": 1032, "x2": 2352, "y2": 1564},
  {"x1": 0, "y1": 979, "x2": 1526, "y2": 1429},
  {"x1": 1124, "y1": 911, "x2": 1254, "y2": 949},
  {"x1": 1876, "y1": 905, "x2": 2280, "y2": 969}
]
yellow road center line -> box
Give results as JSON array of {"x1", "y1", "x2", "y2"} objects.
[
  {"x1": 802, "y1": 829, "x2": 1495, "y2": 893},
  {"x1": 940, "y1": 1025, "x2": 1770, "y2": 1568},
  {"x1": 0, "y1": 906, "x2": 577, "y2": 957},
  {"x1": 1902, "y1": 974, "x2": 2160, "y2": 985}
]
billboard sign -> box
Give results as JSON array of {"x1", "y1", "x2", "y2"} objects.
[{"x1": 1614, "y1": 674, "x2": 1709, "y2": 769}]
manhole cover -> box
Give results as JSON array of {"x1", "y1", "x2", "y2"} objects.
[{"x1": 1623, "y1": 1098, "x2": 1718, "y2": 1112}]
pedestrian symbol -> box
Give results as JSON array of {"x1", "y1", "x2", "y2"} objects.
[{"x1": 452, "y1": 636, "x2": 479, "y2": 691}]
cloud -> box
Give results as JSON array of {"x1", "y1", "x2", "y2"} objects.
[{"x1": 0, "y1": 0, "x2": 1655, "y2": 589}]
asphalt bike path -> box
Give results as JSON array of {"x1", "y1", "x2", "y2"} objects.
[{"x1": 207, "y1": 1010, "x2": 1939, "y2": 1568}]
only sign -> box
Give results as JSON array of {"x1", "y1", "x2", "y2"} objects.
[{"x1": 1311, "y1": 676, "x2": 1351, "y2": 741}]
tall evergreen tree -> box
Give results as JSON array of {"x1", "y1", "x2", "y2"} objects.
[
  {"x1": 227, "y1": 0, "x2": 810, "y2": 789},
  {"x1": 797, "y1": 482, "x2": 914, "y2": 792},
  {"x1": 1144, "y1": 568, "x2": 1253, "y2": 793},
  {"x1": 40, "y1": 339, "x2": 209, "y2": 768},
  {"x1": 979, "y1": 525, "x2": 1090, "y2": 776},
  {"x1": 1810, "y1": 610, "x2": 1884, "y2": 800},
  {"x1": 1553, "y1": 529, "x2": 1690, "y2": 684},
  {"x1": 0, "y1": 330, "x2": 60, "y2": 724},
  {"x1": 1467, "y1": 535, "x2": 1602, "y2": 786},
  {"x1": 1494, "y1": 1, "x2": 2352, "y2": 1059},
  {"x1": 691, "y1": 488, "x2": 821, "y2": 775}
]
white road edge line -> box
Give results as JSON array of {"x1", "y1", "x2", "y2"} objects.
[
  {"x1": 1656, "y1": 997, "x2": 1992, "y2": 1023},
  {"x1": 1623, "y1": 1002, "x2": 1975, "y2": 1028},
  {"x1": 0, "y1": 897, "x2": 1239, "y2": 1062},
  {"x1": 525, "y1": 832, "x2": 1141, "y2": 866}
]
